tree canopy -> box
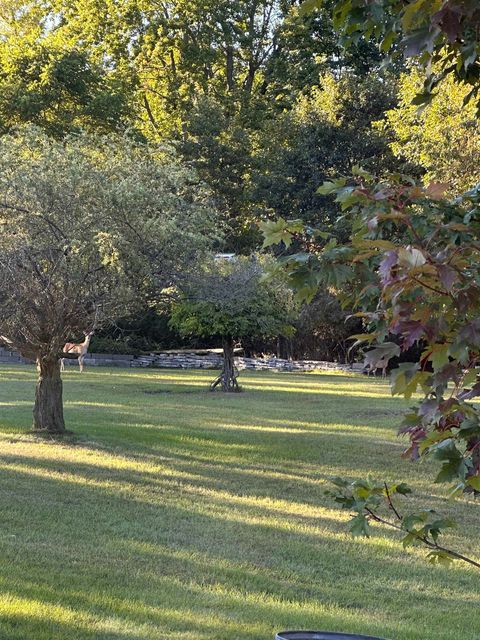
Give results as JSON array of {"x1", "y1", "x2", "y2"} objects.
[
  {"x1": 301, "y1": 0, "x2": 480, "y2": 106},
  {"x1": 0, "y1": 126, "x2": 216, "y2": 431},
  {"x1": 0, "y1": 0, "x2": 393, "y2": 251},
  {"x1": 382, "y1": 68, "x2": 480, "y2": 192}
]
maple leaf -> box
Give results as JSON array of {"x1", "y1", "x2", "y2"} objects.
[
  {"x1": 378, "y1": 250, "x2": 398, "y2": 285},
  {"x1": 437, "y1": 264, "x2": 458, "y2": 289}
]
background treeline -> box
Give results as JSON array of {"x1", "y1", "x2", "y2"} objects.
[{"x1": 2, "y1": 0, "x2": 476, "y2": 359}]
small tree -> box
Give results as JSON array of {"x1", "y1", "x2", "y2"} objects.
[
  {"x1": 170, "y1": 256, "x2": 296, "y2": 391},
  {"x1": 0, "y1": 127, "x2": 215, "y2": 433}
]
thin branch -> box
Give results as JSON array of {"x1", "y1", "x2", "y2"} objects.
[
  {"x1": 410, "y1": 276, "x2": 450, "y2": 297},
  {"x1": 365, "y1": 508, "x2": 480, "y2": 570},
  {"x1": 143, "y1": 94, "x2": 159, "y2": 131},
  {"x1": 384, "y1": 483, "x2": 402, "y2": 521}
]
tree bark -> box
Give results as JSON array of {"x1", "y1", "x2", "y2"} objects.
[
  {"x1": 33, "y1": 356, "x2": 66, "y2": 433},
  {"x1": 210, "y1": 337, "x2": 240, "y2": 392},
  {"x1": 226, "y1": 45, "x2": 234, "y2": 91}
]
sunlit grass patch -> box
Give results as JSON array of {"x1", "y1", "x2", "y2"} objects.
[{"x1": 0, "y1": 365, "x2": 478, "y2": 640}]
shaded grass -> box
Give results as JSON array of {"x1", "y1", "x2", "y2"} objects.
[{"x1": 0, "y1": 366, "x2": 478, "y2": 640}]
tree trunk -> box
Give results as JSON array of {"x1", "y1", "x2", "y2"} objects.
[
  {"x1": 210, "y1": 337, "x2": 240, "y2": 392},
  {"x1": 33, "y1": 356, "x2": 66, "y2": 433},
  {"x1": 226, "y1": 45, "x2": 234, "y2": 91}
]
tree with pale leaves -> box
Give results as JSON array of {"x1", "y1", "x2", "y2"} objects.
[{"x1": 0, "y1": 127, "x2": 216, "y2": 433}]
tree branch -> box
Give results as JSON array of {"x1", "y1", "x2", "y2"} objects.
[{"x1": 365, "y1": 508, "x2": 480, "y2": 570}]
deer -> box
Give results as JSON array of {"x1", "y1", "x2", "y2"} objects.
[
  {"x1": 61, "y1": 331, "x2": 94, "y2": 373},
  {"x1": 364, "y1": 357, "x2": 389, "y2": 378}
]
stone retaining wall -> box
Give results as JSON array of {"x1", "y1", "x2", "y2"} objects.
[
  {"x1": 131, "y1": 351, "x2": 356, "y2": 373},
  {"x1": 64, "y1": 353, "x2": 135, "y2": 368},
  {"x1": 0, "y1": 347, "x2": 360, "y2": 373},
  {"x1": 0, "y1": 347, "x2": 134, "y2": 367}
]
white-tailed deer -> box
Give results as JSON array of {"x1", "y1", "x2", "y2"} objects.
[
  {"x1": 61, "y1": 331, "x2": 94, "y2": 372},
  {"x1": 365, "y1": 357, "x2": 389, "y2": 378}
]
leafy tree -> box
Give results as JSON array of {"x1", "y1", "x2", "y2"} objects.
[
  {"x1": 0, "y1": 39, "x2": 132, "y2": 136},
  {"x1": 259, "y1": 0, "x2": 480, "y2": 569},
  {"x1": 301, "y1": 0, "x2": 480, "y2": 106},
  {"x1": 177, "y1": 96, "x2": 259, "y2": 252},
  {"x1": 381, "y1": 68, "x2": 480, "y2": 192},
  {"x1": 254, "y1": 72, "x2": 398, "y2": 232},
  {"x1": 170, "y1": 256, "x2": 296, "y2": 391},
  {"x1": 0, "y1": 126, "x2": 215, "y2": 433},
  {"x1": 263, "y1": 173, "x2": 480, "y2": 568},
  {"x1": 318, "y1": 176, "x2": 480, "y2": 494}
]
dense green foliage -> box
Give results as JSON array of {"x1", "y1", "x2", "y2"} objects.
[
  {"x1": 301, "y1": 0, "x2": 480, "y2": 107},
  {"x1": 0, "y1": 0, "x2": 409, "y2": 361},
  {"x1": 382, "y1": 69, "x2": 480, "y2": 192},
  {"x1": 0, "y1": 0, "x2": 394, "y2": 252},
  {"x1": 0, "y1": 45, "x2": 131, "y2": 137},
  {"x1": 289, "y1": 291, "x2": 361, "y2": 362},
  {"x1": 254, "y1": 72, "x2": 397, "y2": 231}
]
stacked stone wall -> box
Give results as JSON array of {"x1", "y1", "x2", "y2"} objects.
[
  {"x1": 131, "y1": 351, "x2": 356, "y2": 373},
  {"x1": 1, "y1": 347, "x2": 361, "y2": 373}
]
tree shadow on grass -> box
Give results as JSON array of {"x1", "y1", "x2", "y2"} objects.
[
  {"x1": 0, "y1": 439, "x2": 426, "y2": 517},
  {"x1": 62, "y1": 416, "x2": 413, "y2": 488},
  {"x1": 0, "y1": 457, "x2": 477, "y2": 640},
  {"x1": 0, "y1": 369, "x2": 478, "y2": 639}
]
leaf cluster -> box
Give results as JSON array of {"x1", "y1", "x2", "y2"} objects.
[
  {"x1": 300, "y1": 0, "x2": 480, "y2": 108},
  {"x1": 326, "y1": 476, "x2": 474, "y2": 567}
]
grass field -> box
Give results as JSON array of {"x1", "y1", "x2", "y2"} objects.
[{"x1": 0, "y1": 365, "x2": 478, "y2": 640}]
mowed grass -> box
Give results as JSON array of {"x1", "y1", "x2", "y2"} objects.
[{"x1": 0, "y1": 366, "x2": 478, "y2": 640}]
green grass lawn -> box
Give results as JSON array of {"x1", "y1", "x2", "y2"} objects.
[{"x1": 0, "y1": 366, "x2": 478, "y2": 640}]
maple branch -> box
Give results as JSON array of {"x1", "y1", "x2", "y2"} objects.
[
  {"x1": 364, "y1": 509, "x2": 480, "y2": 570},
  {"x1": 384, "y1": 482, "x2": 402, "y2": 521},
  {"x1": 410, "y1": 276, "x2": 450, "y2": 297}
]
